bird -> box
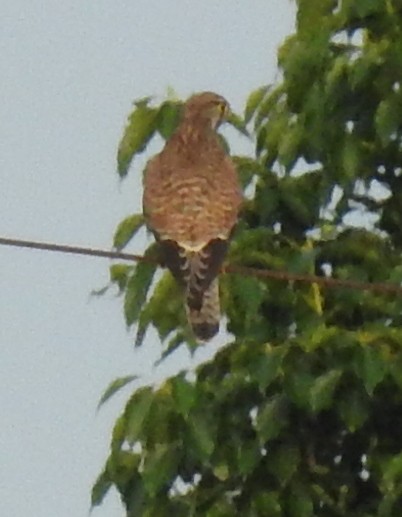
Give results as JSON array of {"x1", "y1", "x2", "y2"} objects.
[{"x1": 142, "y1": 92, "x2": 243, "y2": 340}]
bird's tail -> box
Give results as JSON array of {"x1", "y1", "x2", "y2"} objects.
[{"x1": 186, "y1": 278, "x2": 220, "y2": 341}]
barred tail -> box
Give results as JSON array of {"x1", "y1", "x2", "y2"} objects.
[{"x1": 186, "y1": 278, "x2": 220, "y2": 341}]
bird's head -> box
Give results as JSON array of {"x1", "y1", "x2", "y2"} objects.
[{"x1": 183, "y1": 91, "x2": 230, "y2": 129}]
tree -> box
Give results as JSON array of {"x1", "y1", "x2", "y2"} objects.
[{"x1": 92, "y1": 1, "x2": 402, "y2": 515}]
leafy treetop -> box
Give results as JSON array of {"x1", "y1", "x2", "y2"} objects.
[{"x1": 94, "y1": 2, "x2": 402, "y2": 515}]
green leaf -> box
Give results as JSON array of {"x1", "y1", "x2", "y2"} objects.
[
  {"x1": 279, "y1": 172, "x2": 322, "y2": 229},
  {"x1": 244, "y1": 85, "x2": 270, "y2": 123},
  {"x1": 341, "y1": 135, "x2": 361, "y2": 179},
  {"x1": 117, "y1": 104, "x2": 158, "y2": 177},
  {"x1": 309, "y1": 369, "x2": 342, "y2": 413},
  {"x1": 353, "y1": 0, "x2": 384, "y2": 18},
  {"x1": 124, "y1": 475, "x2": 146, "y2": 517},
  {"x1": 110, "y1": 264, "x2": 132, "y2": 292},
  {"x1": 141, "y1": 385, "x2": 178, "y2": 446},
  {"x1": 288, "y1": 482, "x2": 314, "y2": 517},
  {"x1": 187, "y1": 411, "x2": 216, "y2": 461},
  {"x1": 206, "y1": 499, "x2": 236, "y2": 517},
  {"x1": 133, "y1": 95, "x2": 153, "y2": 108},
  {"x1": 375, "y1": 96, "x2": 402, "y2": 145},
  {"x1": 124, "y1": 246, "x2": 158, "y2": 327},
  {"x1": 91, "y1": 468, "x2": 112, "y2": 508},
  {"x1": 268, "y1": 445, "x2": 300, "y2": 486},
  {"x1": 110, "y1": 414, "x2": 127, "y2": 455},
  {"x1": 142, "y1": 443, "x2": 180, "y2": 497},
  {"x1": 325, "y1": 55, "x2": 348, "y2": 98},
  {"x1": 213, "y1": 462, "x2": 230, "y2": 481},
  {"x1": 227, "y1": 111, "x2": 250, "y2": 137},
  {"x1": 254, "y1": 85, "x2": 285, "y2": 128},
  {"x1": 237, "y1": 440, "x2": 261, "y2": 476},
  {"x1": 298, "y1": 324, "x2": 338, "y2": 353},
  {"x1": 262, "y1": 110, "x2": 289, "y2": 164},
  {"x1": 256, "y1": 125, "x2": 268, "y2": 156},
  {"x1": 253, "y1": 344, "x2": 288, "y2": 391},
  {"x1": 354, "y1": 345, "x2": 388, "y2": 396},
  {"x1": 378, "y1": 492, "x2": 398, "y2": 517},
  {"x1": 113, "y1": 214, "x2": 144, "y2": 249},
  {"x1": 285, "y1": 370, "x2": 315, "y2": 409},
  {"x1": 106, "y1": 451, "x2": 141, "y2": 491},
  {"x1": 157, "y1": 101, "x2": 182, "y2": 139},
  {"x1": 251, "y1": 491, "x2": 282, "y2": 516},
  {"x1": 278, "y1": 123, "x2": 303, "y2": 171},
  {"x1": 171, "y1": 375, "x2": 197, "y2": 416},
  {"x1": 97, "y1": 375, "x2": 138, "y2": 410},
  {"x1": 226, "y1": 275, "x2": 265, "y2": 335},
  {"x1": 349, "y1": 53, "x2": 376, "y2": 89},
  {"x1": 383, "y1": 451, "x2": 402, "y2": 487},
  {"x1": 339, "y1": 389, "x2": 369, "y2": 432},
  {"x1": 256, "y1": 395, "x2": 287, "y2": 443},
  {"x1": 389, "y1": 352, "x2": 402, "y2": 389},
  {"x1": 135, "y1": 272, "x2": 183, "y2": 343},
  {"x1": 125, "y1": 387, "x2": 154, "y2": 444},
  {"x1": 135, "y1": 309, "x2": 151, "y2": 349},
  {"x1": 154, "y1": 332, "x2": 186, "y2": 365},
  {"x1": 233, "y1": 156, "x2": 267, "y2": 190}
]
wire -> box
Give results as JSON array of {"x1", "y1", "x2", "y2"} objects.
[
  {"x1": 0, "y1": 236, "x2": 145, "y2": 262},
  {"x1": 1, "y1": 235, "x2": 401, "y2": 296}
]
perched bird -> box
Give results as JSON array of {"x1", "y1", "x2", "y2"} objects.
[{"x1": 143, "y1": 92, "x2": 242, "y2": 340}]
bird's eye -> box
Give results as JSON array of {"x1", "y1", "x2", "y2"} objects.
[{"x1": 215, "y1": 102, "x2": 227, "y2": 116}]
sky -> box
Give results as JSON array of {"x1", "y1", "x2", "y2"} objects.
[{"x1": 0, "y1": 2, "x2": 294, "y2": 515}]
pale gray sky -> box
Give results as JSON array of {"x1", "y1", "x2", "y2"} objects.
[{"x1": 0, "y1": 2, "x2": 294, "y2": 515}]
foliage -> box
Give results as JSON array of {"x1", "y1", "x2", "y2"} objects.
[{"x1": 95, "y1": 1, "x2": 402, "y2": 515}]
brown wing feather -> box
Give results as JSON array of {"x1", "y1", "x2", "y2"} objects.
[
  {"x1": 186, "y1": 278, "x2": 220, "y2": 340},
  {"x1": 158, "y1": 238, "x2": 227, "y2": 311},
  {"x1": 157, "y1": 239, "x2": 190, "y2": 286},
  {"x1": 185, "y1": 239, "x2": 228, "y2": 311}
]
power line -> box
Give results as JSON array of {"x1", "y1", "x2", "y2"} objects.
[
  {"x1": 226, "y1": 264, "x2": 402, "y2": 295},
  {"x1": 1, "y1": 235, "x2": 401, "y2": 296},
  {"x1": 0, "y1": 236, "x2": 145, "y2": 263}
]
